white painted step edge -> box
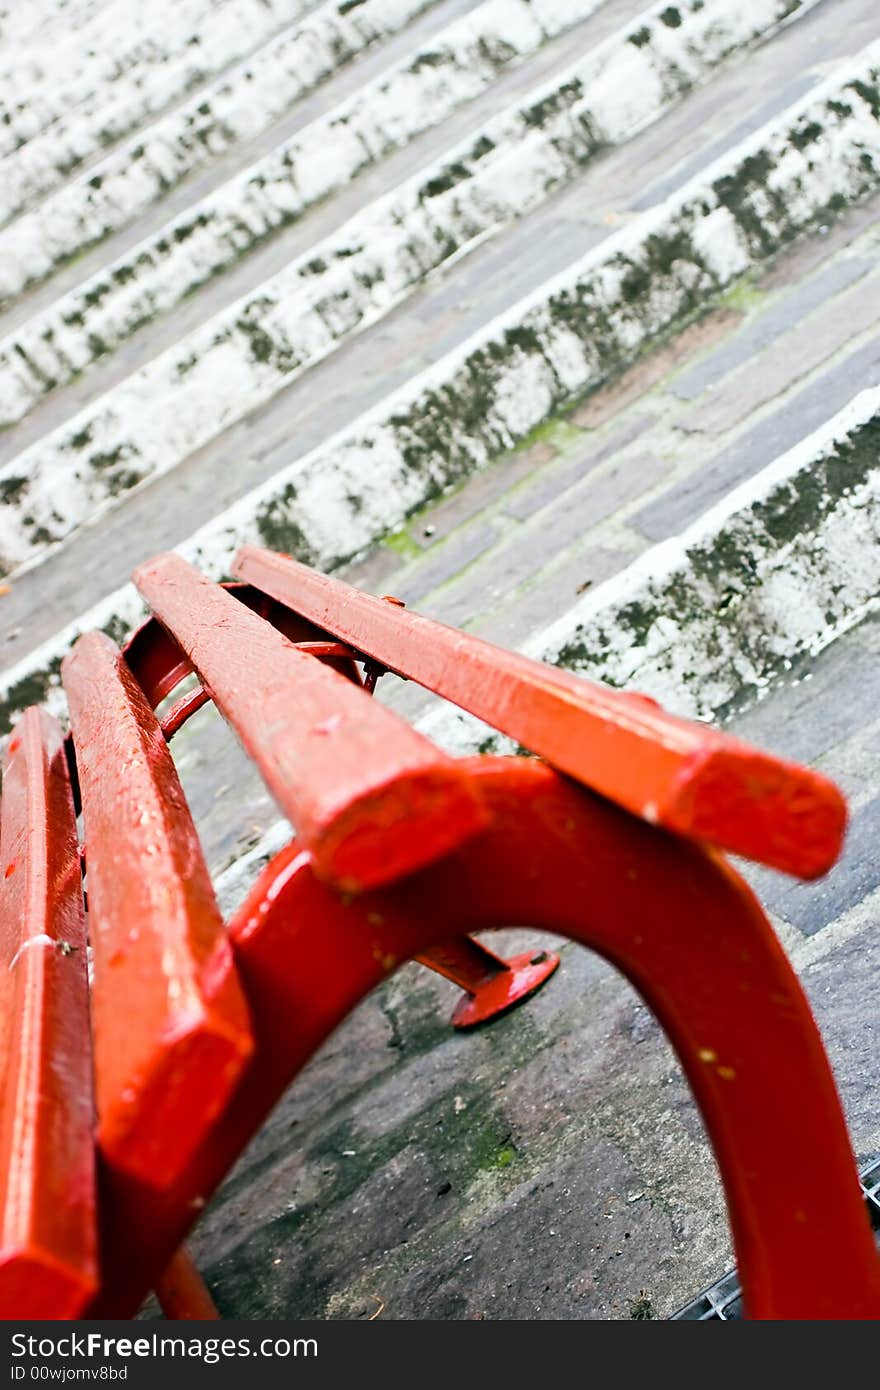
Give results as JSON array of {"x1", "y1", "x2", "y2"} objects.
[
  {"x1": 0, "y1": 0, "x2": 813, "y2": 429},
  {"x1": 0, "y1": 35, "x2": 877, "y2": 583}
]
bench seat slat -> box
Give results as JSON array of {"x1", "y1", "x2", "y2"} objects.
[
  {"x1": 0, "y1": 708, "x2": 97, "y2": 1317},
  {"x1": 133, "y1": 553, "x2": 488, "y2": 893},
  {"x1": 62, "y1": 633, "x2": 253, "y2": 1188},
  {"x1": 232, "y1": 546, "x2": 846, "y2": 879}
]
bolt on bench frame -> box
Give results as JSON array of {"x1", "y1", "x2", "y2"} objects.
[{"x1": 0, "y1": 545, "x2": 877, "y2": 1320}]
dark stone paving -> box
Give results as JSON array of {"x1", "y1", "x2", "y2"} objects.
[
  {"x1": 735, "y1": 618, "x2": 880, "y2": 932},
  {"x1": 669, "y1": 254, "x2": 875, "y2": 400},
  {"x1": 501, "y1": 420, "x2": 657, "y2": 521},
  {"x1": 630, "y1": 71, "x2": 821, "y2": 211},
  {"x1": 186, "y1": 935, "x2": 727, "y2": 1321},
  {"x1": 475, "y1": 544, "x2": 627, "y2": 647},
  {"x1": 680, "y1": 271, "x2": 880, "y2": 435},
  {"x1": 633, "y1": 326, "x2": 880, "y2": 541},
  {"x1": 168, "y1": 202, "x2": 880, "y2": 885},
  {"x1": 414, "y1": 452, "x2": 669, "y2": 629},
  {"x1": 732, "y1": 622, "x2": 880, "y2": 768},
  {"x1": 398, "y1": 521, "x2": 499, "y2": 605},
  {"x1": 798, "y1": 920, "x2": 880, "y2": 1152}
]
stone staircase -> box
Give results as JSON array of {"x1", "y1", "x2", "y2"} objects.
[{"x1": 1, "y1": 0, "x2": 879, "y2": 1319}]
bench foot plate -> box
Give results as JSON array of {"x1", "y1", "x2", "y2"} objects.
[{"x1": 450, "y1": 950, "x2": 560, "y2": 1030}]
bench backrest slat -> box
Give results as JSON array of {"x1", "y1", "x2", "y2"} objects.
[
  {"x1": 62, "y1": 632, "x2": 254, "y2": 1187},
  {"x1": 133, "y1": 553, "x2": 488, "y2": 892},
  {"x1": 232, "y1": 546, "x2": 845, "y2": 879},
  {"x1": 0, "y1": 708, "x2": 97, "y2": 1316}
]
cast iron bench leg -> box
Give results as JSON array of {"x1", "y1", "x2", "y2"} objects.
[{"x1": 155, "y1": 1249, "x2": 219, "y2": 1320}]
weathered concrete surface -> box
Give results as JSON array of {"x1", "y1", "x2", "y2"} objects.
[{"x1": 2, "y1": 0, "x2": 878, "y2": 682}]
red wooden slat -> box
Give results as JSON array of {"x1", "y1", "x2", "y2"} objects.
[
  {"x1": 232, "y1": 546, "x2": 846, "y2": 879},
  {"x1": 0, "y1": 707, "x2": 97, "y2": 1317},
  {"x1": 62, "y1": 632, "x2": 253, "y2": 1187},
  {"x1": 133, "y1": 553, "x2": 488, "y2": 893}
]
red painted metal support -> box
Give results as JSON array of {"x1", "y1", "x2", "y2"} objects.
[
  {"x1": 154, "y1": 1249, "x2": 219, "y2": 1320},
  {"x1": 159, "y1": 683, "x2": 210, "y2": 741},
  {"x1": 7, "y1": 553, "x2": 868, "y2": 1319},
  {"x1": 62, "y1": 631, "x2": 254, "y2": 1187},
  {"x1": 133, "y1": 553, "x2": 488, "y2": 893},
  {"x1": 362, "y1": 592, "x2": 560, "y2": 1026},
  {"x1": 360, "y1": 592, "x2": 559, "y2": 1025},
  {"x1": 417, "y1": 937, "x2": 560, "y2": 1029},
  {"x1": 157, "y1": 651, "x2": 356, "y2": 743},
  {"x1": 0, "y1": 708, "x2": 98, "y2": 1317},
  {"x1": 84, "y1": 760, "x2": 879, "y2": 1319},
  {"x1": 233, "y1": 545, "x2": 846, "y2": 879}
]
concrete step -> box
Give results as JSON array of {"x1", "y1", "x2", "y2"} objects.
[
  {"x1": 0, "y1": 0, "x2": 318, "y2": 164},
  {"x1": 0, "y1": 0, "x2": 803, "y2": 432},
  {"x1": 0, "y1": 0, "x2": 449, "y2": 229},
  {"x1": 419, "y1": 386, "x2": 880, "y2": 742},
  {"x1": 208, "y1": 360, "x2": 880, "y2": 901},
  {"x1": 0, "y1": 0, "x2": 625, "y2": 344},
  {"x1": 0, "y1": 3, "x2": 848, "y2": 576},
  {"x1": 333, "y1": 204, "x2": 880, "y2": 666},
  {"x1": 1, "y1": 2, "x2": 878, "y2": 712},
  {"x1": 0, "y1": 0, "x2": 108, "y2": 54},
  {"x1": 0, "y1": 0, "x2": 603, "y2": 310}
]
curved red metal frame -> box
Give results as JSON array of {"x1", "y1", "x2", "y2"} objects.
[
  {"x1": 153, "y1": 1248, "x2": 219, "y2": 1320},
  {"x1": 85, "y1": 758, "x2": 880, "y2": 1319}
]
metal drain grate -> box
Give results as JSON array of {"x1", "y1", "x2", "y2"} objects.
[{"x1": 671, "y1": 1155, "x2": 880, "y2": 1320}]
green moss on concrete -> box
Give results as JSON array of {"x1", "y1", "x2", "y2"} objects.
[
  {"x1": 420, "y1": 161, "x2": 472, "y2": 201},
  {"x1": 199, "y1": 989, "x2": 553, "y2": 1318},
  {"x1": 518, "y1": 415, "x2": 583, "y2": 453},
  {"x1": 255, "y1": 484, "x2": 318, "y2": 564},
  {"x1": 235, "y1": 316, "x2": 296, "y2": 371},
  {"x1": 89, "y1": 446, "x2": 127, "y2": 471},
  {"x1": 791, "y1": 119, "x2": 824, "y2": 151},
  {"x1": 849, "y1": 77, "x2": 880, "y2": 121},
  {"x1": 716, "y1": 277, "x2": 765, "y2": 314},
  {"x1": 384, "y1": 529, "x2": 421, "y2": 561},
  {"x1": 553, "y1": 412, "x2": 880, "y2": 718},
  {"x1": 100, "y1": 613, "x2": 135, "y2": 647},
  {"x1": 522, "y1": 79, "x2": 585, "y2": 130}
]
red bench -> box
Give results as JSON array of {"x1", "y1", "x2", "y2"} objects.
[{"x1": 1, "y1": 546, "x2": 878, "y2": 1320}]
